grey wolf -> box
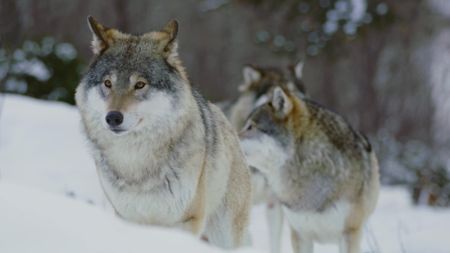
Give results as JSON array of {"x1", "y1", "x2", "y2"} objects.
[
  {"x1": 75, "y1": 16, "x2": 252, "y2": 249},
  {"x1": 218, "y1": 62, "x2": 306, "y2": 253},
  {"x1": 240, "y1": 86, "x2": 380, "y2": 253}
]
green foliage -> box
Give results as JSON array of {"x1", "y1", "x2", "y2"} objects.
[
  {"x1": 0, "y1": 37, "x2": 85, "y2": 105},
  {"x1": 236, "y1": 0, "x2": 394, "y2": 57}
]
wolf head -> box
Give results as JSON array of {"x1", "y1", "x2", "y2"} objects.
[
  {"x1": 239, "y1": 86, "x2": 307, "y2": 174},
  {"x1": 238, "y1": 61, "x2": 306, "y2": 105},
  {"x1": 239, "y1": 61, "x2": 306, "y2": 93},
  {"x1": 76, "y1": 16, "x2": 190, "y2": 135}
]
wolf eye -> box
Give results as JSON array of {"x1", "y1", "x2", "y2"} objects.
[
  {"x1": 104, "y1": 80, "x2": 112, "y2": 88},
  {"x1": 134, "y1": 81, "x2": 146, "y2": 90}
]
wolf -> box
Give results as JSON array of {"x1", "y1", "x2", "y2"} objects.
[
  {"x1": 239, "y1": 86, "x2": 380, "y2": 253},
  {"x1": 75, "y1": 16, "x2": 252, "y2": 249},
  {"x1": 218, "y1": 62, "x2": 306, "y2": 253}
]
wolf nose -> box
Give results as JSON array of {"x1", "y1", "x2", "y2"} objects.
[{"x1": 106, "y1": 111, "x2": 124, "y2": 127}]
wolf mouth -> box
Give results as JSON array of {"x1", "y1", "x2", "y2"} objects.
[
  {"x1": 110, "y1": 128, "x2": 125, "y2": 134},
  {"x1": 108, "y1": 118, "x2": 143, "y2": 134}
]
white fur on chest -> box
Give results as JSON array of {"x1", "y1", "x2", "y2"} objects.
[
  {"x1": 104, "y1": 135, "x2": 155, "y2": 173},
  {"x1": 94, "y1": 134, "x2": 199, "y2": 227},
  {"x1": 100, "y1": 171, "x2": 195, "y2": 226},
  {"x1": 240, "y1": 134, "x2": 288, "y2": 175},
  {"x1": 283, "y1": 201, "x2": 351, "y2": 243}
]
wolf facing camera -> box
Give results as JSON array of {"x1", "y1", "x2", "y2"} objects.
[{"x1": 75, "y1": 16, "x2": 252, "y2": 249}]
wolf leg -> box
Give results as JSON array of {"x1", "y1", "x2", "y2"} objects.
[
  {"x1": 266, "y1": 200, "x2": 283, "y2": 253},
  {"x1": 180, "y1": 215, "x2": 207, "y2": 237},
  {"x1": 339, "y1": 227, "x2": 362, "y2": 253},
  {"x1": 290, "y1": 228, "x2": 313, "y2": 253},
  {"x1": 202, "y1": 207, "x2": 235, "y2": 249},
  {"x1": 202, "y1": 199, "x2": 250, "y2": 249}
]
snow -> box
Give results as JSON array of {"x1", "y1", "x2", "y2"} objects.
[
  {"x1": 11, "y1": 57, "x2": 51, "y2": 81},
  {"x1": 0, "y1": 182, "x2": 260, "y2": 253},
  {"x1": 350, "y1": 0, "x2": 367, "y2": 22},
  {"x1": 55, "y1": 43, "x2": 77, "y2": 61},
  {"x1": 1, "y1": 94, "x2": 449, "y2": 253},
  {"x1": 0, "y1": 95, "x2": 105, "y2": 207}
]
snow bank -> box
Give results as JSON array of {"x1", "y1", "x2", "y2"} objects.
[
  {"x1": 0, "y1": 182, "x2": 259, "y2": 253},
  {"x1": 1, "y1": 94, "x2": 449, "y2": 253},
  {"x1": 0, "y1": 95, "x2": 105, "y2": 206}
]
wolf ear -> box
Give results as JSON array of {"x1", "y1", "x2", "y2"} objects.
[
  {"x1": 87, "y1": 16, "x2": 112, "y2": 54},
  {"x1": 294, "y1": 60, "x2": 304, "y2": 80},
  {"x1": 271, "y1": 87, "x2": 293, "y2": 117},
  {"x1": 87, "y1": 16, "x2": 126, "y2": 55},
  {"x1": 159, "y1": 20, "x2": 179, "y2": 56},
  {"x1": 287, "y1": 60, "x2": 307, "y2": 96},
  {"x1": 243, "y1": 66, "x2": 261, "y2": 83},
  {"x1": 162, "y1": 20, "x2": 178, "y2": 44},
  {"x1": 239, "y1": 66, "x2": 261, "y2": 92}
]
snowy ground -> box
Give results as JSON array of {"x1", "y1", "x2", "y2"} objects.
[{"x1": 0, "y1": 94, "x2": 448, "y2": 253}]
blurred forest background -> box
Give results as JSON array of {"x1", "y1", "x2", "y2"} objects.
[{"x1": 1, "y1": 0, "x2": 450, "y2": 206}]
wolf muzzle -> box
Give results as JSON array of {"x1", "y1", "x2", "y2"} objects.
[{"x1": 106, "y1": 111, "x2": 124, "y2": 127}]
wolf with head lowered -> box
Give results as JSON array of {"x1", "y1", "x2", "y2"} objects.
[
  {"x1": 240, "y1": 86, "x2": 379, "y2": 253},
  {"x1": 75, "y1": 16, "x2": 251, "y2": 249},
  {"x1": 218, "y1": 62, "x2": 306, "y2": 253}
]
